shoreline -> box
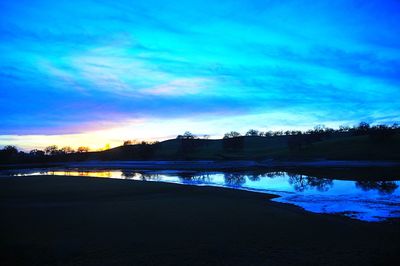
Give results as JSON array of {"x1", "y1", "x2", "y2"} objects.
[
  {"x1": 1, "y1": 175, "x2": 399, "y2": 265},
  {"x1": 2, "y1": 159, "x2": 400, "y2": 171}
]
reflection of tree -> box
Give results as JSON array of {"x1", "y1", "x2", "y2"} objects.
[
  {"x1": 266, "y1": 172, "x2": 286, "y2": 178},
  {"x1": 121, "y1": 170, "x2": 160, "y2": 181},
  {"x1": 356, "y1": 181, "x2": 398, "y2": 195},
  {"x1": 177, "y1": 172, "x2": 211, "y2": 183},
  {"x1": 246, "y1": 171, "x2": 286, "y2": 182},
  {"x1": 141, "y1": 173, "x2": 161, "y2": 181},
  {"x1": 121, "y1": 170, "x2": 136, "y2": 179},
  {"x1": 248, "y1": 174, "x2": 261, "y2": 181},
  {"x1": 224, "y1": 173, "x2": 246, "y2": 187},
  {"x1": 288, "y1": 174, "x2": 333, "y2": 192},
  {"x1": 177, "y1": 172, "x2": 195, "y2": 181},
  {"x1": 251, "y1": 171, "x2": 286, "y2": 180}
]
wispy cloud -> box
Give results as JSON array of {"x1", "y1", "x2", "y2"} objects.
[{"x1": 139, "y1": 78, "x2": 212, "y2": 96}]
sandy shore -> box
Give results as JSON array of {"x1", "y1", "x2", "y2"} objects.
[{"x1": 1, "y1": 175, "x2": 399, "y2": 265}]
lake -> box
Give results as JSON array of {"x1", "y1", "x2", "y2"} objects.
[{"x1": 3, "y1": 168, "x2": 400, "y2": 222}]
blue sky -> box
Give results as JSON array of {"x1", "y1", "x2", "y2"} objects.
[{"x1": 1, "y1": 0, "x2": 399, "y2": 150}]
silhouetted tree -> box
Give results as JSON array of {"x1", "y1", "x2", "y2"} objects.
[
  {"x1": 177, "y1": 131, "x2": 195, "y2": 139},
  {"x1": 358, "y1": 122, "x2": 370, "y2": 131},
  {"x1": 123, "y1": 140, "x2": 137, "y2": 146},
  {"x1": 44, "y1": 145, "x2": 58, "y2": 155},
  {"x1": 245, "y1": 129, "x2": 259, "y2": 136},
  {"x1": 2, "y1": 145, "x2": 18, "y2": 155},
  {"x1": 353, "y1": 122, "x2": 370, "y2": 136},
  {"x1": 77, "y1": 146, "x2": 90, "y2": 153},
  {"x1": 29, "y1": 149, "x2": 45, "y2": 157},
  {"x1": 223, "y1": 131, "x2": 241, "y2": 139},
  {"x1": 0, "y1": 146, "x2": 19, "y2": 162},
  {"x1": 61, "y1": 146, "x2": 74, "y2": 154},
  {"x1": 264, "y1": 131, "x2": 274, "y2": 137}
]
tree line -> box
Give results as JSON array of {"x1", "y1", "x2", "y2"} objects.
[
  {"x1": 169, "y1": 122, "x2": 399, "y2": 140},
  {"x1": 163, "y1": 122, "x2": 397, "y2": 154},
  {"x1": 1, "y1": 122, "x2": 399, "y2": 163},
  {"x1": 0, "y1": 145, "x2": 91, "y2": 164},
  {"x1": 223, "y1": 122, "x2": 399, "y2": 138}
]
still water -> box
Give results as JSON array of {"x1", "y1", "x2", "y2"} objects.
[{"x1": 6, "y1": 169, "x2": 400, "y2": 222}]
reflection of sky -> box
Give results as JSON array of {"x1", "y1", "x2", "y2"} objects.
[
  {"x1": 1, "y1": 0, "x2": 400, "y2": 150},
  {"x1": 8, "y1": 169, "x2": 400, "y2": 221}
]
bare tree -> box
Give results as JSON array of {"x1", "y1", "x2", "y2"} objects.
[
  {"x1": 77, "y1": 146, "x2": 90, "y2": 153},
  {"x1": 177, "y1": 131, "x2": 195, "y2": 139},
  {"x1": 123, "y1": 140, "x2": 138, "y2": 146},
  {"x1": 61, "y1": 146, "x2": 74, "y2": 154},
  {"x1": 44, "y1": 145, "x2": 58, "y2": 155}
]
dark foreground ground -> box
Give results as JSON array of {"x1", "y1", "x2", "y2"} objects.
[{"x1": 0, "y1": 176, "x2": 399, "y2": 266}]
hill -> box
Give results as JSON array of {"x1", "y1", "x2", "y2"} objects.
[
  {"x1": 91, "y1": 133, "x2": 400, "y2": 161},
  {"x1": 1, "y1": 127, "x2": 400, "y2": 164}
]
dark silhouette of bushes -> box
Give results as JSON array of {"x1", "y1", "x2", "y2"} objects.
[
  {"x1": 353, "y1": 122, "x2": 371, "y2": 136},
  {"x1": 368, "y1": 125, "x2": 397, "y2": 142},
  {"x1": 0, "y1": 145, "x2": 19, "y2": 163},
  {"x1": 287, "y1": 133, "x2": 307, "y2": 151},
  {"x1": 286, "y1": 122, "x2": 399, "y2": 150}
]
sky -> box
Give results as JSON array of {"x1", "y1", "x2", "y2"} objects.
[{"x1": 0, "y1": 0, "x2": 399, "y2": 150}]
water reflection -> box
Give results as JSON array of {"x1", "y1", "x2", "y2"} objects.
[
  {"x1": 224, "y1": 173, "x2": 246, "y2": 187},
  {"x1": 287, "y1": 174, "x2": 333, "y2": 192},
  {"x1": 356, "y1": 181, "x2": 398, "y2": 195},
  {"x1": 121, "y1": 170, "x2": 161, "y2": 181},
  {"x1": 177, "y1": 172, "x2": 212, "y2": 184},
  {"x1": 5, "y1": 169, "x2": 400, "y2": 222},
  {"x1": 37, "y1": 170, "x2": 114, "y2": 178}
]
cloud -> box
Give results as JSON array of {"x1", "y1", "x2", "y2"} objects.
[
  {"x1": 0, "y1": 0, "x2": 399, "y2": 144},
  {"x1": 139, "y1": 78, "x2": 212, "y2": 96}
]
